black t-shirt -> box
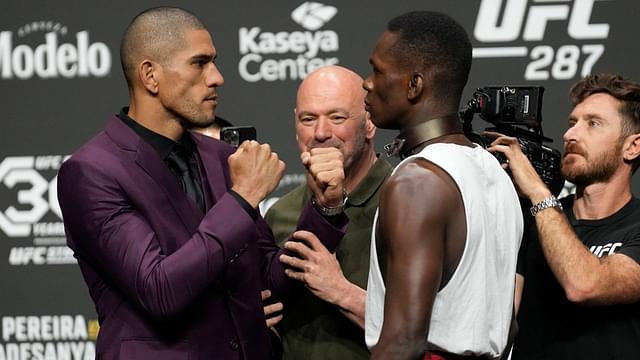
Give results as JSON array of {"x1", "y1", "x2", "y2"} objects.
[{"x1": 513, "y1": 196, "x2": 640, "y2": 359}]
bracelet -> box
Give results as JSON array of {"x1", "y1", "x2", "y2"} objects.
[
  {"x1": 530, "y1": 195, "x2": 563, "y2": 216},
  {"x1": 311, "y1": 189, "x2": 348, "y2": 216}
]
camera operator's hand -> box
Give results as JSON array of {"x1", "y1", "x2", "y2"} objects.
[
  {"x1": 229, "y1": 140, "x2": 285, "y2": 208},
  {"x1": 302, "y1": 147, "x2": 345, "y2": 208},
  {"x1": 486, "y1": 132, "x2": 552, "y2": 204}
]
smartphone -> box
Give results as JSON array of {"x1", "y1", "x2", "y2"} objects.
[{"x1": 220, "y1": 126, "x2": 257, "y2": 148}]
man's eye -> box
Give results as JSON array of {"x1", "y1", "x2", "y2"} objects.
[{"x1": 194, "y1": 60, "x2": 208, "y2": 67}]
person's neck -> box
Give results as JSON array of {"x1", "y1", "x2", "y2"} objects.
[
  {"x1": 395, "y1": 114, "x2": 466, "y2": 157},
  {"x1": 128, "y1": 97, "x2": 184, "y2": 142},
  {"x1": 573, "y1": 169, "x2": 633, "y2": 220},
  {"x1": 344, "y1": 148, "x2": 378, "y2": 194}
]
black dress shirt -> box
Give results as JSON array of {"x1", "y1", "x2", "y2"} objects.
[{"x1": 116, "y1": 108, "x2": 258, "y2": 219}]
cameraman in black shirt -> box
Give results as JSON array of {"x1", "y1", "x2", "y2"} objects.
[{"x1": 490, "y1": 73, "x2": 640, "y2": 359}]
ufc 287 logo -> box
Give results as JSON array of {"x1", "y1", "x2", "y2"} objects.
[
  {"x1": 473, "y1": 0, "x2": 609, "y2": 80},
  {"x1": 0, "y1": 156, "x2": 65, "y2": 237}
]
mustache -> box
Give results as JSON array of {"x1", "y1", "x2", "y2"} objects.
[
  {"x1": 307, "y1": 140, "x2": 342, "y2": 149},
  {"x1": 563, "y1": 143, "x2": 586, "y2": 158}
]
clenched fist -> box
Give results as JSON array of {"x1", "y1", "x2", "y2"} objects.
[
  {"x1": 302, "y1": 147, "x2": 345, "y2": 208},
  {"x1": 229, "y1": 140, "x2": 285, "y2": 208}
]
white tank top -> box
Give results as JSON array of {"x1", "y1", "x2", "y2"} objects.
[{"x1": 365, "y1": 143, "x2": 523, "y2": 358}]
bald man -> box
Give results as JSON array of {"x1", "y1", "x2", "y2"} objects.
[
  {"x1": 57, "y1": 7, "x2": 348, "y2": 360},
  {"x1": 265, "y1": 65, "x2": 392, "y2": 359}
]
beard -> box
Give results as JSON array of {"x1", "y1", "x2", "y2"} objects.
[
  {"x1": 561, "y1": 141, "x2": 622, "y2": 186},
  {"x1": 171, "y1": 99, "x2": 216, "y2": 129}
]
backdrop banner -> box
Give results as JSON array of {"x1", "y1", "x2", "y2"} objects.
[{"x1": 1, "y1": 1, "x2": 638, "y2": 358}]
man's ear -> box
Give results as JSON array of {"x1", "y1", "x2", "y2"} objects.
[
  {"x1": 407, "y1": 72, "x2": 424, "y2": 102},
  {"x1": 364, "y1": 113, "x2": 377, "y2": 140},
  {"x1": 623, "y1": 133, "x2": 640, "y2": 162},
  {"x1": 139, "y1": 60, "x2": 159, "y2": 94}
]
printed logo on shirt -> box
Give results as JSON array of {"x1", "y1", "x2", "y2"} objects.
[
  {"x1": 0, "y1": 20, "x2": 112, "y2": 80},
  {"x1": 0, "y1": 155, "x2": 75, "y2": 266},
  {"x1": 472, "y1": 0, "x2": 611, "y2": 81},
  {"x1": 237, "y1": 2, "x2": 340, "y2": 82},
  {"x1": 589, "y1": 242, "x2": 622, "y2": 258},
  {"x1": 0, "y1": 315, "x2": 98, "y2": 359}
]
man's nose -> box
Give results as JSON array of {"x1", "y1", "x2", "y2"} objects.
[
  {"x1": 563, "y1": 121, "x2": 581, "y2": 143},
  {"x1": 362, "y1": 77, "x2": 372, "y2": 92},
  {"x1": 314, "y1": 118, "x2": 332, "y2": 141},
  {"x1": 206, "y1": 63, "x2": 224, "y2": 87}
]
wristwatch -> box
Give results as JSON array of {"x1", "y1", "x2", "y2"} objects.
[
  {"x1": 530, "y1": 195, "x2": 563, "y2": 216},
  {"x1": 311, "y1": 190, "x2": 348, "y2": 216}
]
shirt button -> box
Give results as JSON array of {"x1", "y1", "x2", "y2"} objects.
[{"x1": 230, "y1": 340, "x2": 239, "y2": 350}]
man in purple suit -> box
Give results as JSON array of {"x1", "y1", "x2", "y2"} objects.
[{"x1": 57, "y1": 7, "x2": 347, "y2": 360}]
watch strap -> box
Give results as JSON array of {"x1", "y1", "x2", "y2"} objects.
[
  {"x1": 530, "y1": 195, "x2": 563, "y2": 216},
  {"x1": 311, "y1": 189, "x2": 348, "y2": 216}
]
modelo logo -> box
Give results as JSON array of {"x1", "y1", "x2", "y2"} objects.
[
  {"x1": 238, "y1": 2, "x2": 339, "y2": 82},
  {"x1": 472, "y1": 0, "x2": 609, "y2": 81},
  {"x1": 0, "y1": 21, "x2": 112, "y2": 80}
]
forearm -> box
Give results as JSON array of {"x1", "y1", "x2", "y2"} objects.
[
  {"x1": 334, "y1": 282, "x2": 366, "y2": 329},
  {"x1": 535, "y1": 207, "x2": 602, "y2": 302},
  {"x1": 295, "y1": 201, "x2": 347, "y2": 252},
  {"x1": 68, "y1": 192, "x2": 256, "y2": 320}
]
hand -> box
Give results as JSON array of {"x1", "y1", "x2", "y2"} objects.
[
  {"x1": 229, "y1": 141, "x2": 285, "y2": 208},
  {"x1": 279, "y1": 230, "x2": 348, "y2": 305},
  {"x1": 261, "y1": 289, "x2": 283, "y2": 328},
  {"x1": 486, "y1": 132, "x2": 552, "y2": 203},
  {"x1": 301, "y1": 148, "x2": 345, "y2": 208}
]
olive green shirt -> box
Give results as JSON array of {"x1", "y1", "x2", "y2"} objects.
[{"x1": 264, "y1": 156, "x2": 392, "y2": 360}]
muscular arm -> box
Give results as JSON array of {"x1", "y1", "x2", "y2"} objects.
[{"x1": 371, "y1": 159, "x2": 460, "y2": 360}]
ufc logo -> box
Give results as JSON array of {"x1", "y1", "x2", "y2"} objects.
[{"x1": 474, "y1": 0, "x2": 609, "y2": 42}]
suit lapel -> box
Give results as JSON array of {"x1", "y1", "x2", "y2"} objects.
[
  {"x1": 191, "y1": 132, "x2": 231, "y2": 206},
  {"x1": 105, "y1": 116, "x2": 203, "y2": 233}
]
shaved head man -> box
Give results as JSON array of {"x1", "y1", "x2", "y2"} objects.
[
  {"x1": 58, "y1": 7, "x2": 349, "y2": 360},
  {"x1": 265, "y1": 65, "x2": 392, "y2": 360},
  {"x1": 120, "y1": 7, "x2": 221, "y2": 131},
  {"x1": 294, "y1": 66, "x2": 379, "y2": 191}
]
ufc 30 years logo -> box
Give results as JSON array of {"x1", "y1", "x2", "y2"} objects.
[
  {"x1": 0, "y1": 156, "x2": 66, "y2": 238},
  {"x1": 472, "y1": 0, "x2": 610, "y2": 81}
]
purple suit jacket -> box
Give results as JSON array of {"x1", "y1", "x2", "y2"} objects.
[{"x1": 57, "y1": 116, "x2": 346, "y2": 360}]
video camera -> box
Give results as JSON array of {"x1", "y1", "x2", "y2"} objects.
[{"x1": 460, "y1": 86, "x2": 564, "y2": 196}]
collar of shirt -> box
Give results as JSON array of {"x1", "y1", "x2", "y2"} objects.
[{"x1": 117, "y1": 107, "x2": 197, "y2": 160}]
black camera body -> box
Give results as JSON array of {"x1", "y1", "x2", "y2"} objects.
[{"x1": 460, "y1": 86, "x2": 564, "y2": 196}]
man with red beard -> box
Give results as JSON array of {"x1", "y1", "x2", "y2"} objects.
[{"x1": 490, "y1": 73, "x2": 640, "y2": 359}]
